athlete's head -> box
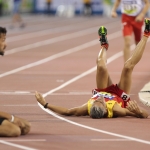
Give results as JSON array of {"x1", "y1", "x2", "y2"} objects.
[
  {"x1": 90, "y1": 96, "x2": 107, "y2": 119},
  {"x1": 0, "y1": 27, "x2": 7, "y2": 56}
]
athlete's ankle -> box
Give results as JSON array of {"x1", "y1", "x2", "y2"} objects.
[
  {"x1": 144, "y1": 18, "x2": 150, "y2": 37},
  {"x1": 101, "y1": 44, "x2": 109, "y2": 50}
]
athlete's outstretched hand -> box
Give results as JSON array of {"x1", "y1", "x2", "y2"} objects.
[{"x1": 35, "y1": 91, "x2": 46, "y2": 106}]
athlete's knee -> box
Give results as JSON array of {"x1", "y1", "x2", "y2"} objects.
[
  {"x1": 97, "y1": 58, "x2": 107, "y2": 71},
  {"x1": 97, "y1": 60, "x2": 107, "y2": 72},
  {"x1": 124, "y1": 60, "x2": 134, "y2": 71},
  {"x1": 124, "y1": 37, "x2": 131, "y2": 48},
  {"x1": 1, "y1": 120, "x2": 22, "y2": 137},
  {"x1": 4, "y1": 124, "x2": 21, "y2": 137},
  {"x1": 9, "y1": 126, "x2": 21, "y2": 137},
  {"x1": 124, "y1": 41, "x2": 130, "y2": 48}
]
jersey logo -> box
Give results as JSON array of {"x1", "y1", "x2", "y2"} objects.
[{"x1": 92, "y1": 91, "x2": 115, "y2": 100}]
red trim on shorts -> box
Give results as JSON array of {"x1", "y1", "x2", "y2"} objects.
[{"x1": 93, "y1": 84, "x2": 130, "y2": 108}]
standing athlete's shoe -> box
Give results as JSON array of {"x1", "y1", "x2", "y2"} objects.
[
  {"x1": 98, "y1": 26, "x2": 109, "y2": 50},
  {"x1": 144, "y1": 18, "x2": 150, "y2": 37}
]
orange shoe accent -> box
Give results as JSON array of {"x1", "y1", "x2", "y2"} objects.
[
  {"x1": 143, "y1": 34, "x2": 149, "y2": 37},
  {"x1": 101, "y1": 44, "x2": 109, "y2": 50}
]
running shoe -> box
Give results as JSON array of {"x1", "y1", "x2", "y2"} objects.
[
  {"x1": 144, "y1": 18, "x2": 150, "y2": 37},
  {"x1": 98, "y1": 26, "x2": 109, "y2": 50}
]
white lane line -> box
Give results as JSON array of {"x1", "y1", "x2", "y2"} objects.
[
  {"x1": 7, "y1": 19, "x2": 119, "y2": 43},
  {"x1": 2, "y1": 104, "x2": 37, "y2": 106},
  {"x1": 5, "y1": 21, "x2": 120, "y2": 55},
  {"x1": 0, "y1": 91, "x2": 92, "y2": 95},
  {"x1": 37, "y1": 42, "x2": 150, "y2": 145},
  {"x1": 38, "y1": 102, "x2": 150, "y2": 145},
  {"x1": 91, "y1": 139, "x2": 131, "y2": 141},
  {"x1": 1, "y1": 29, "x2": 148, "y2": 149},
  {"x1": 7, "y1": 24, "x2": 87, "y2": 43},
  {"x1": 0, "y1": 139, "x2": 46, "y2": 142},
  {"x1": 5, "y1": 30, "x2": 96, "y2": 55},
  {"x1": 42, "y1": 50, "x2": 123, "y2": 97},
  {"x1": 0, "y1": 141, "x2": 38, "y2": 150},
  {"x1": 0, "y1": 31, "x2": 121, "y2": 78},
  {"x1": 0, "y1": 91, "x2": 31, "y2": 95}
]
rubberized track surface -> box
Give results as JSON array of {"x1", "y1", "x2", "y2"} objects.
[{"x1": 0, "y1": 15, "x2": 150, "y2": 150}]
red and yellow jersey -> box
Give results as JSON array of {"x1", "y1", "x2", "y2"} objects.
[
  {"x1": 93, "y1": 84, "x2": 130, "y2": 107},
  {"x1": 87, "y1": 91, "x2": 125, "y2": 118},
  {"x1": 88, "y1": 84, "x2": 130, "y2": 118}
]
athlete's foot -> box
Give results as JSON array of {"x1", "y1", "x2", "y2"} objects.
[
  {"x1": 98, "y1": 26, "x2": 109, "y2": 50},
  {"x1": 144, "y1": 18, "x2": 150, "y2": 37}
]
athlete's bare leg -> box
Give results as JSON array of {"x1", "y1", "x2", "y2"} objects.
[
  {"x1": 118, "y1": 18, "x2": 150, "y2": 94},
  {"x1": 0, "y1": 116, "x2": 30, "y2": 137},
  {"x1": 123, "y1": 35, "x2": 131, "y2": 62},
  {"x1": 96, "y1": 26, "x2": 113, "y2": 89},
  {"x1": 96, "y1": 47, "x2": 109, "y2": 89},
  {"x1": 0, "y1": 120, "x2": 21, "y2": 137},
  {"x1": 0, "y1": 117, "x2": 30, "y2": 137}
]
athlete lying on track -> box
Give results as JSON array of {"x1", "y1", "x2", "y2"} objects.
[
  {"x1": 35, "y1": 18, "x2": 150, "y2": 119},
  {"x1": 0, "y1": 27, "x2": 31, "y2": 137}
]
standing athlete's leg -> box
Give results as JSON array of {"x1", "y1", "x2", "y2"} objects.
[
  {"x1": 118, "y1": 18, "x2": 150, "y2": 94},
  {"x1": 122, "y1": 14, "x2": 133, "y2": 62},
  {"x1": 96, "y1": 26, "x2": 113, "y2": 89},
  {"x1": 123, "y1": 35, "x2": 132, "y2": 62}
]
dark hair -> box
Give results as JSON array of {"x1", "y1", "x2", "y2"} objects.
[
  {"x1": 0, "y1": 27, "x2": 7, "y2": 34},
  {"x1": 90, "y1": 106, "x2": 105, "y2": 119}
]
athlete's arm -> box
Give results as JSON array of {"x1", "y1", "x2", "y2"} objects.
[
  {"x1": 136, "y1": 0, "x2": 150, "y2": 21},
  {"x1": 46, "y1": 103, "x2": 88, "y2": 116},
  {"x1": 35, "y1": 91, "x2": 88, "y2": 116},
  {"x1": 0, "y1": 111, "x2": 14, "y2": 121},
  {"x1": 113, "y1": 102, "x2": 148, "y2": 118},
  {"x1": 111, "y1": 0, "x2": 121, "y2": 18},
  {"x1": 140, "y1": 0, "x2": 150, "y2": 17}
]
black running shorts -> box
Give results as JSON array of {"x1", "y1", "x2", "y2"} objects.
[{"x1": 0, "y1": 118, "x2": 5, "y2": 125}]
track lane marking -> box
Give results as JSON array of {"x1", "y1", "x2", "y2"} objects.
[
  {"x1": 0, "y1": 20, "x2": 122, "y2": 150},
  {"x1": 38, "y1": 101, "x2": 150, "y2": 145},
  {"x1": 91, "y1": 139, "x2": 131, "y2": 141},
  {"x1": 37, "y1": 44, "x2": 150, "y2": 145},
  {"x1": 1, "y1": 28, "x2": 149, "y2": 148},
  {"x1": 0, "y1": 31, "x2": 121, "y2": 78},
  {"x1": 5, "y1": 21, "x2": 120, "y2": 55},
  {"x1": 0, "y1": 141, "x2": 38, "y2": 150},
  {"x1": 0, "y1": 139, "x2": 46, "y2": 142},
  {"x1": 7, "y1": 19, "x2": 119, "y2": 43}
]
